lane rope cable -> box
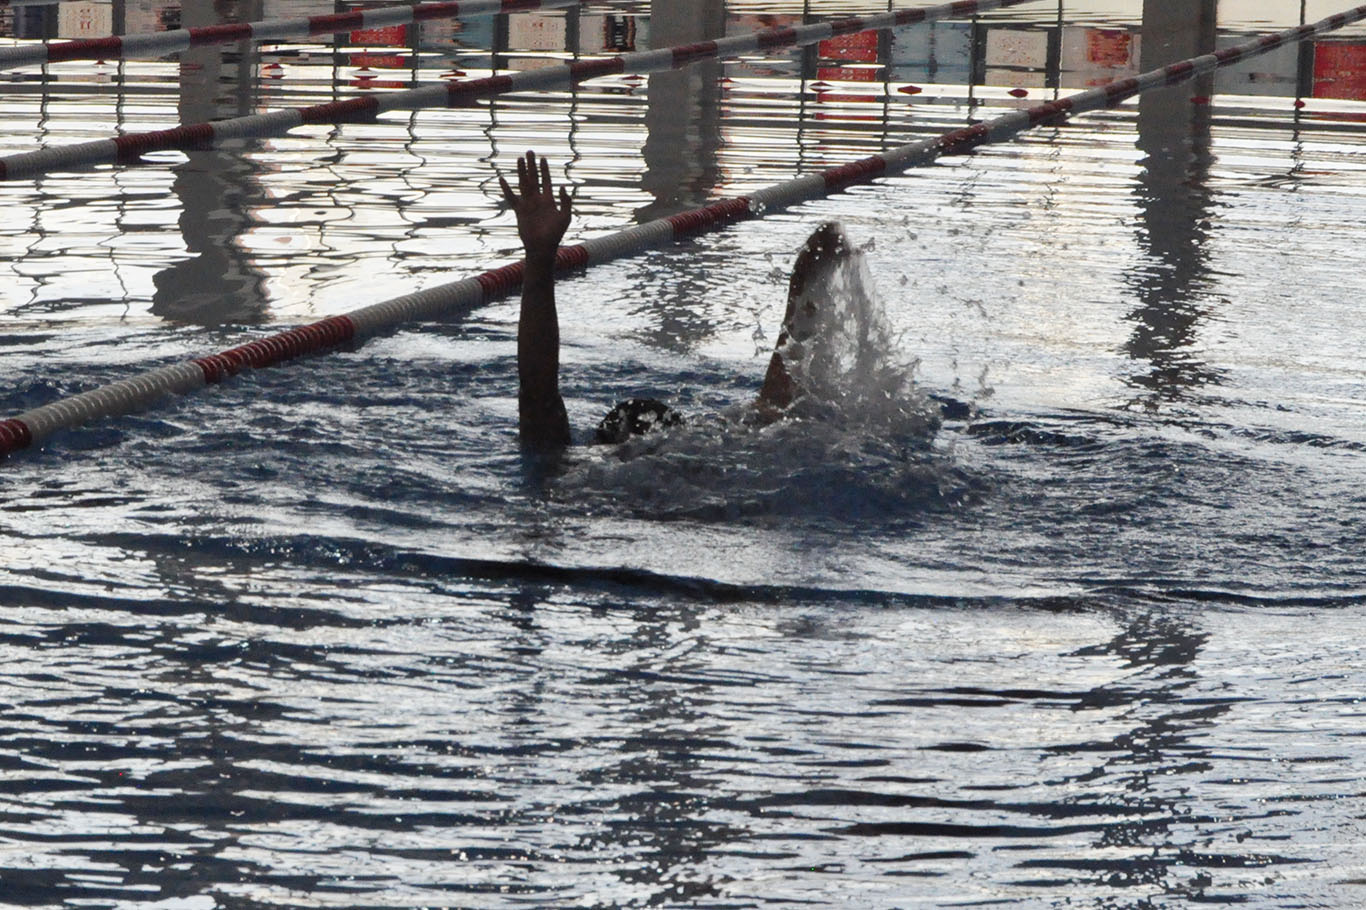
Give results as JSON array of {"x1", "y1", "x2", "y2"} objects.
[{"x1": 3, "y1": 4, "x2": 1365, "y2": 459}]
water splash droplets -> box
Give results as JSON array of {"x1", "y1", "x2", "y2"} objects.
[
  {"x1": 558, "y1": 224, "x2": 960, "y2": 522},
  {"x1": 775, "y1": 226, "x2": 936, "y2": 439}
]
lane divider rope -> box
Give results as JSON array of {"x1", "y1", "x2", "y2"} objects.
[
  {"x1": 0, "y1": 0, "x2": 1034, "y2": 181},
  {"x1": 0, "y1": 0, "x2": 582, "y2": 69},
  {"x1": 4, "y1": 4, "x2": 1365, "y2": 459}
]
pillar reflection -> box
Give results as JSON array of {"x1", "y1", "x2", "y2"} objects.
[
  {"x1": 620, "y1": 0, "x2": 728, "y2": 354},
  {"x1": 1067, "y1": 611, "x2": 1231, "y2": 893},
  {"x1": 636, "y1": 0, "x2": 724, "y2": 223},
  {"x1": 1124, "y1": 0, "x2": 1224, "y2": 410},
  {"x1": 152, "y1": 0, "x2": 269, "y2": 325}
]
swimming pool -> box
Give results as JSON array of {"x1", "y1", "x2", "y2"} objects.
[{"x1": 3, "y1": 0, "x2": 1366, "y2": 906}]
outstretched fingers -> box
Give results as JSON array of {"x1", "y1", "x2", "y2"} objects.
[
  {"x1": 499, "y1": 151, "x2": 573, "y2": 255},
  {"x1": 501, "y1": 150, "x2": 571, "y2": 212},
  {"x1": 539, "y1": 155, "x2": 553, "y2": 200},
  {"x1": 519, "y1": 150, "x2": 539, "y2": 199}
]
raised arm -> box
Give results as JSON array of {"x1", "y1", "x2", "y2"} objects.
[
  {"x1": 757, "y1": 222, "x2": 845, "y2": 412},
  {"x1": 499, "y1": 151, "x2": 573, "y2": 452}
]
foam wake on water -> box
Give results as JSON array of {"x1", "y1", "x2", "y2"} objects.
[{"x1": 556, "y1": 223, "x2": 975, "y2": 522}]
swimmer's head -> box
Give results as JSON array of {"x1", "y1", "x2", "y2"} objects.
[{"x1": 594, "y1": 397, "x2": 684, "y2": 445}]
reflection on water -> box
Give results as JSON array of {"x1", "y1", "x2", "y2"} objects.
[
  {"x1": 2, "y1": 551, "x2": 1362, "y2": 906},
  {"x1": 1125, "y1": 0, "x2": 1223, "y2": 409},
  {"x1": 3, "y1": 0, "x2": 1366, "y2": 333},
  {"x1": 151, "y1": 0, "x2": 268, "y2": 324},
  {"x1": 637, "y1": 0, "x2": 723, "y2": 224},
  {"x1": 1062, "y1": 611, "x2": 1221, "y2": 895},
  {"x1": 632, "y1": 0, "x2": 726, "y2": 352},
  {"x1": 4, "y1": 1, "x2": 1366, "y2": 908}
]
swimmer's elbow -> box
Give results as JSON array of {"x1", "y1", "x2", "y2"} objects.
[{"x1": 757, "y1": 349, "x2": 796, "y2": 410}]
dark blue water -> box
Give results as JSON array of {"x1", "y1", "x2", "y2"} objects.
[{"x1": 4, "y1": 0, "x2": 1366, "y2": 906}]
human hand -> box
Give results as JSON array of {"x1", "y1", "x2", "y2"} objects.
[{"x1": 499, "y1": 150, "x2": 572, "y2": 260}]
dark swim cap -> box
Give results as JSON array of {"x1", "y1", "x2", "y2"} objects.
[{"x1": 594, "y1": 398, "x2": 684, "y2": 445}]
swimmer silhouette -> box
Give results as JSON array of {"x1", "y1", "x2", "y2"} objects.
[{"x1": 500, "y1": 150, "x2": 846, "y2": 452}]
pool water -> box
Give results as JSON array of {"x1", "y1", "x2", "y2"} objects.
[{"x1": 3, "y1": 0, "x2": 1366, "y2": 907}]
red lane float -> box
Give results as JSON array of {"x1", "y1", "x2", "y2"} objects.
[{"x1": 5, "y1": 3, "x2": 1366, "y2": 460}]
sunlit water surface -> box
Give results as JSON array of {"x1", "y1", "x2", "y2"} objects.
[{"x1": 2, "y1": 1, "x2": 1366, "y2": 907}]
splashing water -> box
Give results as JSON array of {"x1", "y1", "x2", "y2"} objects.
[
  {"x1": 557, "y1": 223, "x2": 969, "y2": 522},
  {"x1": 776, "y1": 222, "x2": 938, "y2": 438}
]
